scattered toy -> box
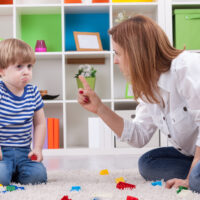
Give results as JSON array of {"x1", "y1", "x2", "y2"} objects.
[
  {"x1": 127, "y1": 196, "x2": 139, "y2": 200},
  {"x1": 115, "y1": 177, "x2": 125, "y2": 183},
  {"x1": 116, "y1": 182, "x2": 136, "y2": 190},
  {"x1": 176, "y1": 186, "x2": 188, "y2": 194},
  {"x1": 151, "y1": 181, "x2": 162, "y2": 186},
  {"x1": 30, "y1": 154, "x2": 37, "y2": 161},
  {"x1": 61, "y1": 195, "x2": 72, "y2": 200},
  {"x1": 70, "y1": 186, "x2": 81, "y2": 192},
  {"x1": 99, "y1": 169, "x2": 109, "y2": 175}
]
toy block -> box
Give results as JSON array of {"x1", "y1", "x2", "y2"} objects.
[
  {"x1": 127, "y1": 196, "x2": 139, "y2": 200},
  {"x1": 70, "y1": 186, "x2": 81, "y2": 192},
  {"x1": 0, "y1": 184, "x2": 3, "y2": 187},
  {"x1": 176, "y1": 185, "x2": 188, "y2": 194},
  {"x1": 30, "y1": 154, "x2": 37, "y2": 161},
  {"x1": 115, "y1": 177, "x2": 125, "y2": 183},
  {"x1": 99, "y1": 169, "x2": 109, "y2": 175},
  {"x1": 61, "y1": 195, "x2": 72, "y2": 200},
  {"x1": 151, "y1": 181, "x2": 162, "y2": 186},
  {"x1": 6, "y1": 185, "x2": 17, "y2": 191},
  {"x1": 116, "y1": 182, "x2": 136, "y2": 190}
]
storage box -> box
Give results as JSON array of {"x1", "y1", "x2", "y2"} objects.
[
  {"x1": 64, "y1": 0, "x2": 82, "y2": 3},
  {"x1": 112, "y1": 0, "x2": 154, "y2": 2},
  {"x1": 0, "y1": 0, "x2": 13, "y2": 4},
  {"x1": 92, "y1": 0, "x2": 109, "y2": 3},
  {"x1": 174, "y1": 9, "x2": 200, "y2": 50}
]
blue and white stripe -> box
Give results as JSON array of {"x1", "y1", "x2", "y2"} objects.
[{"x1": 0, "y1": 81, "x2": 43, "y2": 147}]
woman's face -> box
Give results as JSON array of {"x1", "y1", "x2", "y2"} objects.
[{"x1": 112, "y1": 40, "x2": 130, "y2": 81}]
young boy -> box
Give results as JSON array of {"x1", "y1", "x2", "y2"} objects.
[{"x1": 0, "y1": 38, "x2": 47, "y2": 186}]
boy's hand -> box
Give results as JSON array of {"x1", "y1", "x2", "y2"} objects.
[
  {"x1": 0, "y1": 147, "x2": 2, "y2": 160},
  {"x1": 28, "y1": 148, "x2": 43, "y2": 162}
]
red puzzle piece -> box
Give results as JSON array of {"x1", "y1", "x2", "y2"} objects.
[
  {"x1": 116, "y1": 182, "x2": 136, "y2": 190},
  {"x1": 127, "y1": 195, "x2": 139, "y2": 200},
  {"x1": 61, "y1": 195, "x2": 71, "y2": 200},
  {"x1": 30, "y1": 154, "x2": 37, "y2": 161}
]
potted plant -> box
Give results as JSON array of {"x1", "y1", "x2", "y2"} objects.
[{"x1": 75, "y1": 64, "x2": 97, "y2": 90}]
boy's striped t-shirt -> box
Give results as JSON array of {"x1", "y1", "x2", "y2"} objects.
[{"x1": 0, "y1": 81, "x2": 44, "y2": 147}]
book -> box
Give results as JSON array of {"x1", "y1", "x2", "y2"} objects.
[
  {"x1": 47, "y1": 118, "x2": 54, "y2": 149},
  {"x1": 53, "y1": 118, "x2": 59, "y2": 149}
]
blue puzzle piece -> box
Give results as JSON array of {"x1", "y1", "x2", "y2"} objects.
[
  {"x1": 70, "y1": 186, "x2": 81, "y2": 192},
  {"x1": 151, "y1": 181, "x2": 162, "y2": 186}
]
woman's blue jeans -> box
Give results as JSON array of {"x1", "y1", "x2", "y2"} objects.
[
  {"x1": 138, "y1": 147, "x2": 200, "y2": 193},
  {"x1": 0, "y1": 146, "x2": 47, "y2": 186}
]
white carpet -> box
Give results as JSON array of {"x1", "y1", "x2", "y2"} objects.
[{"x1": 0, "y1": 169, "x2": 200, "y2": 200}]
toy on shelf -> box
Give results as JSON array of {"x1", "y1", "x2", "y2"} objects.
[{"x1": 35, "y1": 40, "x2": 47, "y2": 52}]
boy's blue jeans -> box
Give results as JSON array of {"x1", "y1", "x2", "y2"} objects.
[
  {"x1": 0, "y1": 146, "x2": 47, "y2": 186},
  {"x1": 138, "y1": 147, "x2": 200, "y2": 193}
]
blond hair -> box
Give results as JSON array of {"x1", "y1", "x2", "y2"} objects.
[
  {"x1": 0, "y1": 38, "x2": 36, "y2": 70},
  {"x1": 109, "y1": 15, "x2": 183, "y2": 103}
]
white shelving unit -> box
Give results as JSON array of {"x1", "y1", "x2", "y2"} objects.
[{"x1": 0, "y1": 0, "x2": 168, "y2": 155}]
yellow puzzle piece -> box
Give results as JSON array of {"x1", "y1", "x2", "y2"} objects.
[
  {"x1": 100, "y1": 169, "x2": 109, "y2": 175},
  {"x1": 115, "y1": 177, "x2": 125, "y2": 183}
]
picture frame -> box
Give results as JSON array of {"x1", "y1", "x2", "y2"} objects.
[
  {"x1": 125, "y1": 83, "x2": 134, "y2": 99},
  {"x1": 73, "y1": 31, "x2": 103, "y2": 51}
]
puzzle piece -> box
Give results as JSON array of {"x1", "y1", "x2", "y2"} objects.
[
  {"x1": 116, "y1": 182, "x2": 136, "y2": 190},
  {"x1": 61, "y1": 195, "x2": 72, "y2": 200},
  {"x1": 70, "y1": 186, "x2": 81, "y2": 192},
  {"x1": 115, "y1": 177, "x2": 125, "y2": 183},
  {"x1": 176, "y1": 186, "x2": 188, "y2": 194},
  {"x1": 127, "y1": 196, "x2": 139, "y2": 200},
  {"x1": 151, "y1": 181, "x2": 162, "y2": 186},
  {"x1": 30, "y1": 154, "x2": 37, "y2": 161},
  {"x1": 99, "y1": 169, "x2": 109, "y2": 175}
]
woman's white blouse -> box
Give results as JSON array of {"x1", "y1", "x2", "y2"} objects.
[{"x1": 120, "y1": 51, "x2": 200, "y2": 156}]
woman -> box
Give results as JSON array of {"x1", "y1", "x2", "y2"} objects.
[{"x1": 78, "y1": 15, "x2": 200, "y2": 193}]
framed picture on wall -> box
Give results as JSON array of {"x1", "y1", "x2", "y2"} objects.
[
  {"x1": 125, "y1": 83, "x2": 134, "y2": 99},
  {"x1": 73, "y1": 32, "x2": 103, "y2": 51}
]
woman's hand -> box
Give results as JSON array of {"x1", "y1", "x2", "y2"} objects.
[
  {"x1": 165, "y1": 178, "x2": 189, "y2": 189},
  {"x1": 28, "y1": 148, "x2": 43, "y2": 162},
  {"x1": 78, "y1": 75, "x2": 103, "y2": 115}
]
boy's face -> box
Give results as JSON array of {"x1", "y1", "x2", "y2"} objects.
[{"x1": 0, "y1": 63, "x2": 33, "y2": 90}]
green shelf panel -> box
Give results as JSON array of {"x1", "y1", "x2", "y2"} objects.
[{"x1": 21, "y1": 14, "x2": 62, "y2": 52}]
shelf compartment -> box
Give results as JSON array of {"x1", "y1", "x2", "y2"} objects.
[
  {"x1": 31, "y1": 58, "x2": 63, "y2": 101},
  {"x1": 65, "y1": 55, "x2": 111, "y2": 100},
  {"x1": 0, "y1": 6, "x2": 13, "y2": 38},
  {"x1": 16, "y1": 0, "x2": 60, "y2": 5},
  {"x1": 66, "y1": 102, "x2": 111, "y2": 148},
  {"x1": 43, "y1": 103, "x2": 64, "y2": 149},
  {"x1": 16, "y1": 6, "x2": 62, "y2": 52},
  {"x1": 64, "y1": 5, "x2": 110, "y2": 51}
]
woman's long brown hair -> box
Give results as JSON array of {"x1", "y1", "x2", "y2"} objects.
[{"x1": 109, "y1": 15, "x2": 183, "y2": 103}]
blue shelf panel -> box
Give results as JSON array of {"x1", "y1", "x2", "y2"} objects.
[{"x1": 65, "y1": 13, "x2": 110, "y2": 51}]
